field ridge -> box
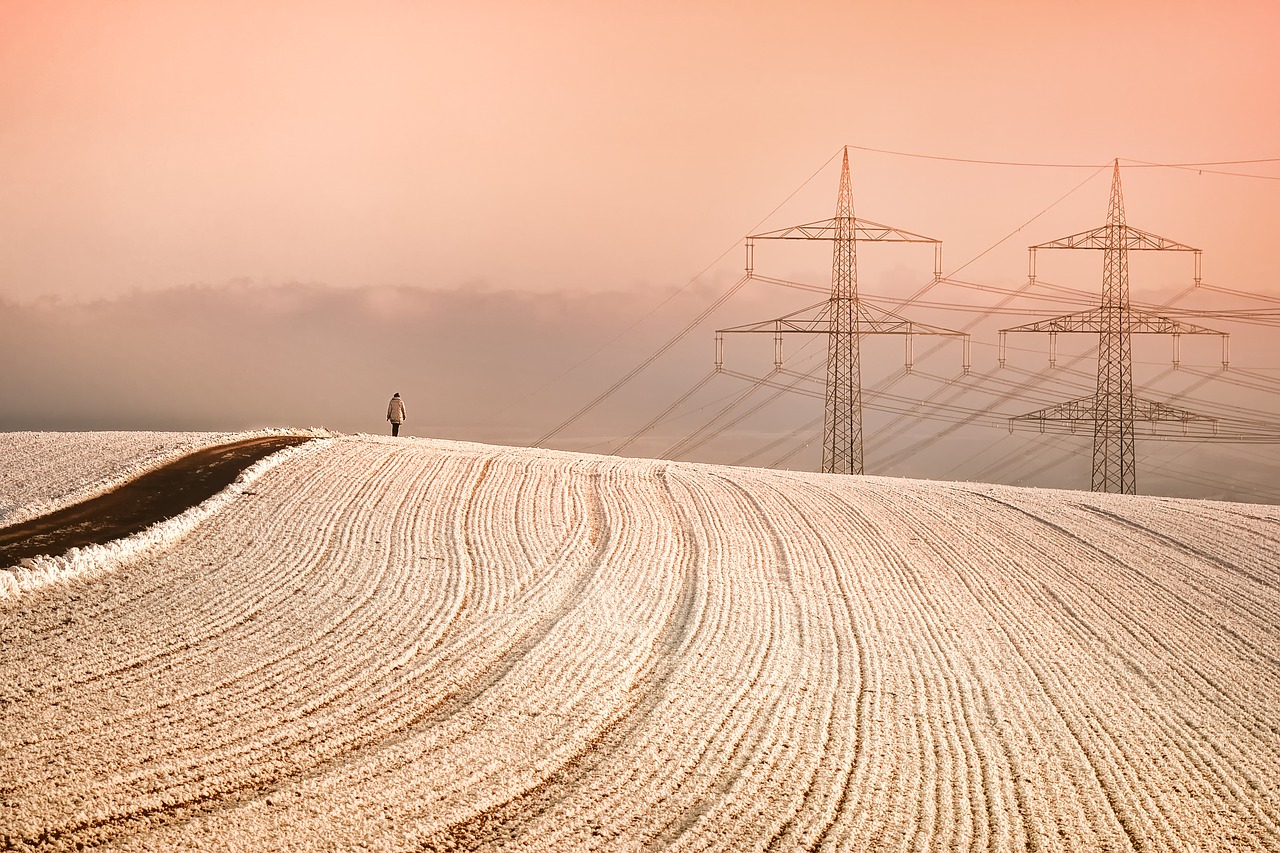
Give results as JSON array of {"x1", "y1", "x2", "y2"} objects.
[{"x1": 1, "y1": 433, "x2": 1277, "y2": 850}]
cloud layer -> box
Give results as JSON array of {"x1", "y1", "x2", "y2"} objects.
[{"x1": 3, "y1": 280, "x2": 1277, "y2": 503}]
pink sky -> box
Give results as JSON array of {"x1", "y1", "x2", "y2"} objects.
[
  {"x1": 2, "y1": 0, "x2": 1277, "y2": 302},
  {"x1": 2, "y1": 1, "x2": 1278, "y2": 499}
]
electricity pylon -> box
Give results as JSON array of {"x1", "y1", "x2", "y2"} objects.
[
  {"x1": 718, "y1": 147, "x2": 967, "y2": 475},
  {"x1": 999, "y1": 159, "x2": 1227, "y2": 494}
]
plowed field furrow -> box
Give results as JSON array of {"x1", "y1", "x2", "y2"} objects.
[
  {"x1": 596, "y1": 470, "x2": 790, "y2": 848},
  {"x1": 196, "y1": 459, "x2": 689, "y2": 850},
  {"x1": 643, "y1": 473, "x2": 826, "y2": 851},
  {"x1": 1076, "y1": 504, "x2": 1280, "y2": 664},
  {"x1": 954, "y1": 488, "x2": 1279, "y2": 849},
  {"x1": 136, "y1": 450, "x2": 624, "y2": 835},
  {"x1": 1136, "y1": 506, "x2": 1280, "y2": 614},
  {"x1": 1002, "y1": 496, "x2": 1280, "y2": 780},
  {"x1": 1018, "y1": 502, "x2": 1280, "y2": 840},
  {"x1": 0, "y1": 432, "x2": 267, "y2": 529},
  {"x1": 734, "y1": 476, "x2": 860, "y2": 853},
  {"x1": 6, "y1": 440, "x2": 394, "y2": 699},
  {"x1": 3, "y1": 446, "x2": 439, "y2": 836},
  {"x1": 779, "y1": 482, "x2": 924, "y2": 849},
  {"x1": 805, "y1": 480, "x2": 1021, "y2": 851},
  {"x1": 408, "y1": 465, "x2": 702, "y2": 851},
  {"x1": 922, "y1": 493, "x2": 1172, "y2": 849},
  {"x1": 3, "y1": 438, "x2": 1279, "y2": 850}
]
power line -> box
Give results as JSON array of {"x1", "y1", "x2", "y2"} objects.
[
  {"x1": 529, "y1": 150, "x2": 847, "y2": 446},
  {"x1": 845, "y1": 143, "x2": 1280, "y2": 177}
]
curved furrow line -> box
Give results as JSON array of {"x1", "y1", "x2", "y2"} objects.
[
  {"x1": 641, "y1": 471, "x2": 829, "y2": 850},
  {"x1": 835, "y1": 479, "x2": 998, "y2": 851},
  {"x1": 1015, "y1": 499, "x2": 1280, "y2": 843},
  {"x1": 893, "y1": 483, "x2": 1133, "y2": 851},
  {"x1": 444, "y1": 463, "x2": 718, "y2": 851},
  {"x1": 612, "y1": 467, "x2": 788, "y2": 849},
  {"x1": 899, "y1": 486, "x2": 1141, "y2": 849},
  {"x1": 10, "y1": 448, "x2": 496, "y2": 845},
  {"x1": 127, "y1": 454, "x2": 631, "y2": 849},
  {"x1": 4, "y1": 438, "x2": 388, "y2": 704},
  {"x1": 896, "y1": 499, "x2": 1016, "y2": 853},
  {"x1": 485, "y1": 458, "x2": 594, "y2": 607},
  {"x1": 1073, "y1": 503, "x2": 1280, "y2": 659},
  {"x1": 957, "y1": 481, "x2": 1264, "y2": 845},
  {"x1": 159, "y1": 445, "x2": 480, "y2": 752},
  {"x1": 744, "y1": 477, "x2": 951, "y2": 849},
  {"x1": 5, "y1": 437, "x2": 1279, "y2": 850},
  {"x1": 1009, "y1": 494, "x2": 1280, "y2": 763},
  {"x1": 1059, "y1": 502, "x2": 1280, "y2": 660},
  {"x1": 282, "y1": 457, "x2": 682, "y2": 848},
  {"x1": 748, "y1": 474, "x2": 876, "y2": 852},
  {"x1": 505, "y1": 459, "x2": 564, "y2": 596},
  {"x1": 1126, "y1": 499, "x2": 1280, "y2": 592},
  {"x1": 150, "y1": 448, "x2": 573, "y2": 807},
  {"x1": 755, "y1": 467, "x2": 1001, "y2": 852},
  {"x1": 0, "y1": 441, "x2": 412, "y2": 766},
  {"x1": 813, "y1": 478, "x2": 1013, "y2": 852},
  {"x1": 798, "y1": 473, "x2": 1090, "y2": 845},
  {"x1": 981, "y1": 491, "x2": 1220, "y2": 849},
  {"x1": 0, "y1": 445, "x2": 430, "y2": 840},
  {"x1": 404, "y1": 461, "x2": 703, "y2": 851},
  {"x1": 0, "y1": 438, "x2": 364, "y2": 760},
  {"x1": 1063, "y1": 505, "x2": 1280, "y2": 761},
  {"x1": 774, "y1": 479, "x2": 915, "y2": 848},
  {"x1": 1162, "y1": 505, "x2": 1280, "y2": 610},
  {"x1": 937, "y1": 489, "x2": 1173, "y2": 849},
  {"x1": 0, "y1": 440, "x2": 499, "y2": 840},
  {"x1": 464, "y1": 461, "x2": 795, "y2": 852},
  {"x1": 964, "y1": 490, "x2": 1275, "y2": 849},
  {"x1": 712, "y1": 471, "x2": 862, "y2": 853}
]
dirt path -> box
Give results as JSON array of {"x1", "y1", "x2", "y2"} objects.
[{"x1": 0, "y1": 436, "x2": 312, "y2": 565}]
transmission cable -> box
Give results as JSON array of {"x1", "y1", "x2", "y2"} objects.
[
  {"x1": 531, "y1": 150, "x2": 848, "y2": 446},
  {"x1": 612, "y1": 369, "x2": 721, "y2": 455}
]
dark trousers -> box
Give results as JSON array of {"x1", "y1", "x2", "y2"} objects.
[{"x1": 391, "y1": 422, "x2": 400, "y2": 437}]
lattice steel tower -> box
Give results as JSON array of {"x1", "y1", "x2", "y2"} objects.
[
  {"x1": 719, "y1": 148, "x2": 966, "y2": 475},
  {"x1": 1000, "y1": 160, "x2": 1226, "y2": 494},
  {"x1": 824, "y1": 150, "x2": 861, "y2": 473}
]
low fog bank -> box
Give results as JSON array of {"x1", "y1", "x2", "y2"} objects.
[
  {"x1": 2, "y1": 281, "x2": 1276, "y2": 503},
  {"x1": 0, "y1": 281, "x2": 683, "y2": 442}
]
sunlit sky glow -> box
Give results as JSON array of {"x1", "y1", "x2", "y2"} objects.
[
  {"x1": 3, "y1": 1, "x2": 1279, "y2": 500},
  {"x1": 3, "y1": 0, "x2": 1277, "y2": 301}
]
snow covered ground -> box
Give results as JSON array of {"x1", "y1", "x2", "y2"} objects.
[
  {"x1": 1, "y1": 433, "x2": 1278, "y2": 850},
  {"x1": 0, "y1": 429, "x2": 329, "y2": 528}
]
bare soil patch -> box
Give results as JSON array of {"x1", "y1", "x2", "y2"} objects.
[{"x1": 0, "y1": 436, "x2": 312, "y2": 565}]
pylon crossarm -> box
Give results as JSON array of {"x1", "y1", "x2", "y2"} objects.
[
  {"x1": 750, "y1": 217, "x2": 941, "y2": 244},
  {"x1": 1031, "y1": 224, "x2": 1199, "y2": 252},
  {"x1": 718, "y1": 318, "x2": 835, "y2": 335},
  {"x1": 718, "y1": 314, "x2": 967, "y2": 339},
  {"x1": 855, "y1": 302, "x2": 962, "y2": 335},
  {"x1": 1011, "y1": 397, "x2": 1099, "y2": 423},
  {"x1": 716, "y1": 299, "x2": 830, "y2": 334},
  {"x1": 1126, "y1": 312, "x2": 1224, "y2": 336},
  {"x1": 1000, "y1": 308, "x2": 1105, "y2": 334},
  {"x1": 1133, "y1": 399, "x2": 1217, "y2": 424},
  {"x1": 1001, "y1": 307, "x2": 1225, "y2": 336},
  {"x1": 1009, "y1": 396, "x2": 1216, "y2": 426}
]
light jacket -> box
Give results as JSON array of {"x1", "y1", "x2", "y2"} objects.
[{"x1": 387, "y1": 396, "x2": 407, "y2": 424}]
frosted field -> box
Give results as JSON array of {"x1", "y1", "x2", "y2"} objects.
[
  {"x1": 0, "y1": 429, "x2": 327, "y2": 528},
  {"x1": 1, "y1": 432, "x2": 1278, "y2": 851}
]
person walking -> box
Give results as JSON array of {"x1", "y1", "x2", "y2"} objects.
[{"x1": 386, "y1": 392, "x2": 407, "y2": 437}]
